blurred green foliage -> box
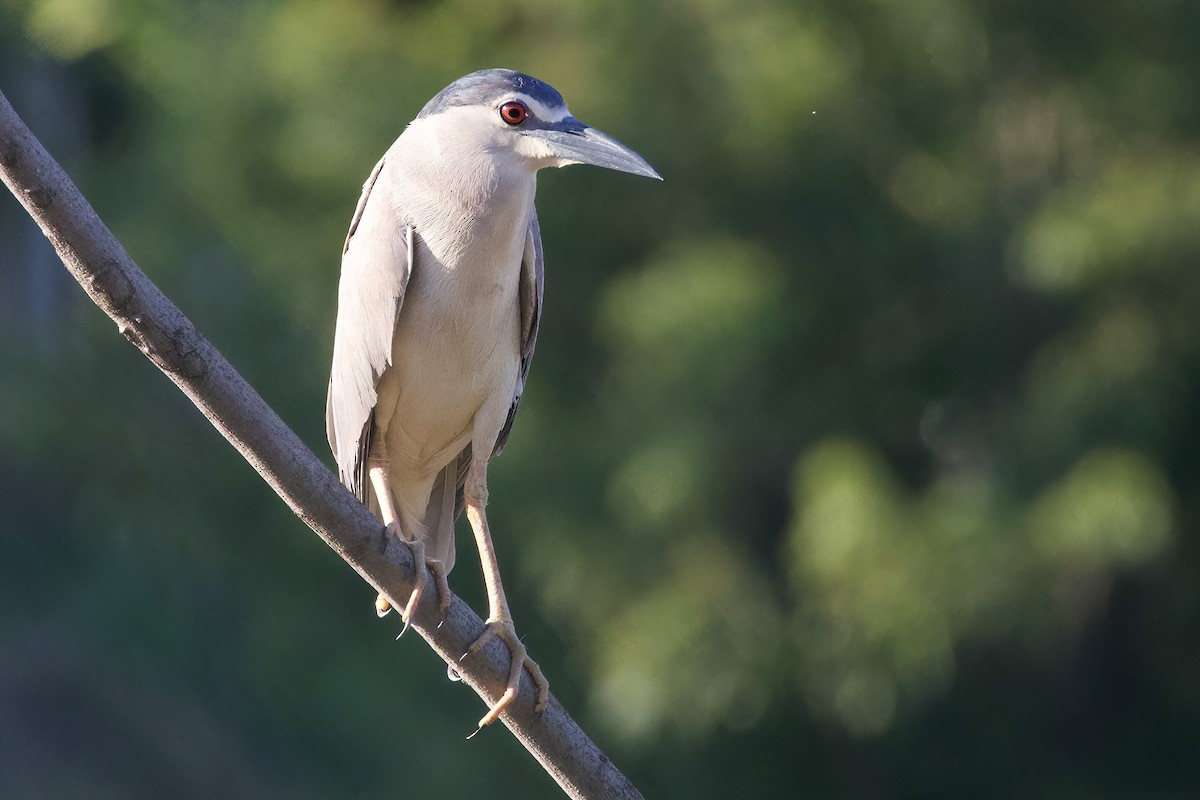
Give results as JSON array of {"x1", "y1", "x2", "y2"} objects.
[{"x1": 3, "y1": 0, "x2": 1200, "y2": 796}]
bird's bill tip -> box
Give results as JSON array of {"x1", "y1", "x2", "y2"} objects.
[{"x1": 533, "y1": 124, "x2": 662, "y2": 180}]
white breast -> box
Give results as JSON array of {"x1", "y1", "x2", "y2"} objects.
[{"x1": 371, "y1": 112, "x2": 537, "y2": 477}]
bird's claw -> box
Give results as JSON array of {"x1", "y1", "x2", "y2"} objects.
[
  {"x1": 374, "y1": 528, "x2": 451, "y2": 636},
  {"x1": 461, "y1": 618, "x2": 549, "y2": 731}
]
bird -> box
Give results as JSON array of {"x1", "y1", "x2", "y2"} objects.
[{"x1": 326, "y1": 69, "x2": 660, "y2": 729}]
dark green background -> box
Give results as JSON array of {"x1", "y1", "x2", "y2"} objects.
[{"x1": 2, "y1": 0, "x2": 1199, "y2": 797}]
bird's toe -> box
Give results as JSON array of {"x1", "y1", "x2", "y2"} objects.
[{"x1": 463, "y1": 618, "x2": 549, "y2": 730}]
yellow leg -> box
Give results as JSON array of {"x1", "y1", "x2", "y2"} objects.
[
  {"x1": 369, "y1": 461, "x2": 450, "y2": 633},
  {"x1": 461, "y1": 461, "x2": 549, "y2": 728}
]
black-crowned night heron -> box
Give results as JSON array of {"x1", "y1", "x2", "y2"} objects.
[{"x1": 326, "y1": 69, "x2": 660, "y2": 728}]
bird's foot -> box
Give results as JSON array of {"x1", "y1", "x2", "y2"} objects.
[
  {"x1": 375, "y1": 524, "x2": 450, "y2": 636},
  {"x1": 461, "y1": 617, "x2": 549, "y2": 731}
]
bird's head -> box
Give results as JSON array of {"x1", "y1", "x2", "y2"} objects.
[{"x1": 413, "y1": 69, "x2": 661, "y2": 180}]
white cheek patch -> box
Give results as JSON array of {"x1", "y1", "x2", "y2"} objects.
[
  {"x1": 512, "y1": 93, "x2": 571, "y2": 123},
  {"x1": 517, "y1": 134, "x2": 559, "y2": 161}
]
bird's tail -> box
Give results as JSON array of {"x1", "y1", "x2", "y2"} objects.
[
  {"x1": 417, "y1": 458, "x2": 460, "y2": 573},
  {"x1": 379, "y1": 451, "x2": 468, "y2": 574}
]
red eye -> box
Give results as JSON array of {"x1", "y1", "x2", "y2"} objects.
[{"x1": 499, "y1": 101, "x2": 528, "y2": 125}]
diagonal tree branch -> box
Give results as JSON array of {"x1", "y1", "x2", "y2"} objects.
[{"x1": 0, "y1": 88, "x2": 642, "y2": 800}]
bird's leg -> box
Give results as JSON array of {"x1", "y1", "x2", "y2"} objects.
[
  {"x1": 368, "y1": 458, "x2": 450, "y2": 632},
  {"x1": 461, "y1": 461, "x2": 549, "y2": 728}
]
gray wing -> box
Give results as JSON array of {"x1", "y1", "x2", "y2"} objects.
[
  {"x1": 493, "y1": 209, "x2": 545, "y2": 457},
  {"x1": 326, "y1": 154, "x2": 412, "y2": 502}
]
